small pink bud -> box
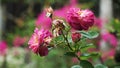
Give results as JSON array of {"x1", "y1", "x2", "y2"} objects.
[{"x1": 71, "y1": 32, "x2": 81, "y2": 42}]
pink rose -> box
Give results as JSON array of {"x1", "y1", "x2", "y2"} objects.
[
  {"x1": 101, "y1": 49, "x2": 115, "y2": 61},
  {"x1": 0, "y1": 41, "x2": 7, "y2": 55},
  {"x1": 101, "y1": 32, "x2": 118, "y2": 47},
  {"x1": 13, "y1": 36, "x2": 26, "y2": 47},
  {"x1": 71, "y1": 32, "x2": 81, "y2": 42},
  {"x1": 94, "y1": 17, "x2": 102, "y2": 29},
  {"x1": 67, "y1": 8, "x2": 95, "y2": 30},
  {"x1": 28, "y1": 28, "x2": 52, "y2": 56}
]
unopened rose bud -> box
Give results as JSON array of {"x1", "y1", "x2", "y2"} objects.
[
  {"x1": 46, "y1": 7, "x2": 53, "y2": 18},
  {"x1": 71, "y1": 32, "x2": 81, "y2": 42},
  {"x1": 47, "y1": 7, "x2": 53, "y2": 13}
]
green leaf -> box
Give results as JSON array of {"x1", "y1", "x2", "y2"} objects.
[
  {"x1": 90, "y1": 52, "x2": 100, "y2": 58},
  {"x1": 94, "y1": 64, "x2": 108, "y2": 68},
  {"x1": 80, "y1": 43, "x2": 95, "y2": 49},
  {"x1": 64, "y1": 52, "x2": 76, "y2": 57},
  {"x1": 80, "y1": 52, "x2": 100, "y2": 60},
  {"x1": 71, "y1": 65, "x2": 82, "y2": 68},
  {"x1": 80, "y1": 44, "x2": 95, "y2": 52},
  {"x1": 80, "y1": 60, "x2": 94, "y2": 68},
  {"x1": 50, "y1": 35, "x2": 64, "y2": 45},
  {"x1": 79, "y1": 31, "x2": 99, "y2": 39},
  {"x1": 80, "y1": 53, "x2": 91, "y2": 60}
]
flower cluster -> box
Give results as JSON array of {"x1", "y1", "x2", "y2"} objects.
[{"x1": 28, "y1": 7, "x2": 95, "y2": 57}]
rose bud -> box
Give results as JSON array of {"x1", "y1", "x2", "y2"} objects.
[
  {"x1": 45, "y1": 7, "x2": 53, "y2": 18},
  {"x1": 71, "y1": 32, "x2": 81, "y2": 42}
]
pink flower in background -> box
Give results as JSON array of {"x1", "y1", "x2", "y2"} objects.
[
  {"x1": 70, "y1": 0, "x2": 78, "y2": 7},
  {"x1": 101, "y1": 32, "x2": 118, "y2": 47},
  {"x1": 94, "y1": 17, "x2": 102, "y2": 29},
  {"x1": 54, "y1": 6, "x2": 69, "y2": 19},
  {"x1": 54, "y1": 0, "x2": 78, "y2": 19},
  {"x1": 28, "y1": 28, "x2": 52, "y2": 56},
  {"x1": 72, "y1": 57, "x2": 79, "y2": 63},
  {"x1": 101, "y1": 48, "x2": 115, "y2": 61},
  {"x1": 13, "y1": 36, "x2": 26, "y2": 47},
  {"x1": 36, "y1": 11, "x2": 52, "y2": 29},
  {"x1": 67, "y1": 8, "x2": 95, "y2": 30},
  {"x1": 0, "y1": 41, "x2": 7, "y2": 55},
  {"x1": 72, "y1": 52, "x2": 80, "y2": 63}
]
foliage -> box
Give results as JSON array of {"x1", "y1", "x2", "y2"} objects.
[{"x1": 107, "y1": 19, "x2": 120, "y2": 38}]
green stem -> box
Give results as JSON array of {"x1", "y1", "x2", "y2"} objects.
[
  {"x1": 76, "y1": 54, "x2": 81, "y2": 61},
  {"x1": 61, "y1": 30, "x2": 81, "y2": 61},
  {"x1": 61, "y1": 30, "x2": 73, "y2": 51}
]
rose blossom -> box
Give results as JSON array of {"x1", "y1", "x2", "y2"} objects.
[
  {"x1": 28, "y1": 28, "x2": 52, "y2": 56},
  {"x1": 101, "y1": 32, "x2": 118, "y2": 47},
  {"x1": 13, "y1": 36, "x2": 26, "y2": 47},
  {"x1": 94, "y1": 17, "x2": 102, "y2": 29},
  {"x1": 101, "y1": 48, "x2": 115, "y2": 61},
  {"x1": 0, "y1": 41, "x2": 7, "y2": 55},
  {"x1": 67, "y1": 8, "x2": 95, "y2": 30}
]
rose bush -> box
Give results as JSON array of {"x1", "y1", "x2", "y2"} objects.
[{"x1": 28, "y1": 7, "x2": 108, "y2": 68}]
